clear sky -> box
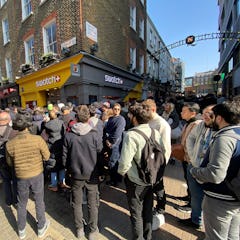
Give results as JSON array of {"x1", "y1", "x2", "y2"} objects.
[{"x1": 147, "y1": 0, "x2": 220, "y2": 77}]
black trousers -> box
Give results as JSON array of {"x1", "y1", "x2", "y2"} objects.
[
  {"x1": 153, "y1": 178, "x2": 166, "y2": 213},
  {"x1": 124, "y1": 176, "x2": 153, "y2": 240}
]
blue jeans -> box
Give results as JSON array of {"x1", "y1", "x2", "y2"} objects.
[
  {"x1": 187, "y1": 164, "x2": 204, "y2": 225},
  {"x1": 72, "y1": 180, "x2": 99, "y2": 232},
  {"x1": 17, "y1": 173, "x2": 46, "y2": 231}
]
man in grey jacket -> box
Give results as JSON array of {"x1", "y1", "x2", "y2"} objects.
[{"x1": 190, "y1": 100, "x2": 240, "y2": 240}]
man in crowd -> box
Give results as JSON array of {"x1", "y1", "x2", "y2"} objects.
[
  {"x1": 0, "y1": 111, "x2": 18, "y2": 207},
  {"x1": 62, "y1": 105, "x2": 103, "y2": 240},
  {"x1": 6, "y1": 110, "x2": 50, "y2": 239},
  {"x1": 174, "y1": 102, "x2": 201, "y2": 213},
  {"x1": 142, "y1": 99, "x2": 171, "y2": 226},
  {"x1": 190, "y1": 100, "x2": 240, "y2": 240},
  {"x1": 179, "y1": 105, "x2": 215, "y2": 229},
  {"x1": 118, "y1": 102, "x2": 165, "y2": 240},
  {"x1": 104, "y1": 103, "x2": 126, "y2": 186}
]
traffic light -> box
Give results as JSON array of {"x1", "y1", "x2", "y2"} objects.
[{"x1": 185, "y1": 35, "x2": 195, "y2": 45}]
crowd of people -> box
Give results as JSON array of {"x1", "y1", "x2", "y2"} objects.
[{"x1": 0, "y1": 96, "x2": 239, "y2": 240}]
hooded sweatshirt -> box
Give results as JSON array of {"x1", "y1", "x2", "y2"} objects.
[{"x1": 62, "y1": 122, "x2": 103, "y2": 182}]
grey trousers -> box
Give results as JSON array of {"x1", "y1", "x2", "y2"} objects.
[
  {"x1": 203, "y1": 195, "x2": 240, "y2": 240},
  {"x1": 17, "y1": 173, "x2": 46, "y2": 231}
]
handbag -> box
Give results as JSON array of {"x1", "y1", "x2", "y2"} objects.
[{"x1": 171, "y1": 143, "x2": 185, "y2": 161}]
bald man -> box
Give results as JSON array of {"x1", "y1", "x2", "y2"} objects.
[{"x1": 0, "y1": 111, "x2": 18, "y2": 206}]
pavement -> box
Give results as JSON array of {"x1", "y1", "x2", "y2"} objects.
[{"x1": 0, "y1": 161, "x2": 205, "y2": 240}]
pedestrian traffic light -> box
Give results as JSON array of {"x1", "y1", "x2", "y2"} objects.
[{"x1": 185, "y1": 35, "x2": 195, "y2": 45}]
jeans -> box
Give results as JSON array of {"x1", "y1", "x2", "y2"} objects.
[
  {"x1": 187, "y1": 164, "x2": 204, "y2": 225},
  {"x1": 182, "y1": 161, "x2": 191, "y2": 200},
  {"x1": 49, "y1": 169, "x2": 65, "y2": 186},
  {"x1": 0, "y1": 167, "x2": 17, "y2": 205},
  {"x1": 17, "y1": 173, "x2": 46, "y2": 231},
  {"x1": 72, "y1": 180, "x2": 99, "y2": 232},
  {"x1": 203, "y1": 195, "x2": 240, "y2": 240},
  {"x1": 124, "y1": 176, "x2": 153, "y2": 240}
]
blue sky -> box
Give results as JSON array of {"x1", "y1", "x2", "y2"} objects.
[{"x1": 147, "y1": 1, "x2": 219, "y2": 77}]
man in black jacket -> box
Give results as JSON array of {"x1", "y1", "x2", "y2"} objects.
[{"x1": 62, "y1": 105, "x2": 103, "y2": 240}]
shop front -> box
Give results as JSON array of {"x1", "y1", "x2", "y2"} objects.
[
  {"x1": 17, "y1": 52, "x2": 143, "y2": 108},
  {"x1": 0, "y1": 83, "x2": 20, "y2": 109}
]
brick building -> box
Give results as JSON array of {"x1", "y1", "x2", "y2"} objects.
[{"x1": 0, "y1": 0, "x2": 147, "y2": 108}]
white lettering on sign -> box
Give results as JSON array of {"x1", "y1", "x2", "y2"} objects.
[
  {"x1": 36, "y1": 75, "x2": 61, "y2": 87},
  {"x1": 105, "y1": 75, "x2": 123, "y2": 85}
]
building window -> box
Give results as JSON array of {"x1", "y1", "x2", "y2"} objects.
[
  {"x1": 235, "y1": 0, "x2": 240, "y2": 17},
  {"x1": 140, "y1": 0, "x2": 144, "y2": 6},
  {"x1": 2, "y1": 18, "x2": 10, "y2": 44},
  {"x1": 21, "y1": 0, "x2": 32, "y2": 20},
  {"x1": 43, "y1": 21, "x2": 57, "y2": 53},
  {"x1": 5, "y1": 57, "x2": 12, "y2": 81},
  {"x1": 130, "y1": 6, "x2": 136, "y2": 30},
  {"x1": 0, "y1": 0, "x2": 7, "y2": 7},
  {"x1": 139, "y1": 55, "x2": 144, "y2": 74},
  {"x1": 150, "y1": 29, "x2": 153, "y2": 47},
  {"x1": 130, "y1": 48, "x2": 136, "y2": 70},
  {"x1": 24, "y1": 37, "x2": 35, "y2": 65},
  {"x1": 139, "y1": 18, "x2": 144, "y2": 40}
]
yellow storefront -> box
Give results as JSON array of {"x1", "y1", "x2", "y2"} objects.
[{"x1": 17, "y1": 53, "x2": 83, "y2": 108}]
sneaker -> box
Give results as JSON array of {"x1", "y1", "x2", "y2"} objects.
[
  {"x1": 38, "y1": 219, "x2": 50, "y2": 238},
  {"x1": 76, "y1": 228, "x2": 85, "y2": 239},
  {"x1": 152, "y1": 213, "x2": 165, "y2": 231},
  {"x1": 178, "y1": 218, "x2": 202, "y2": 230},
  {"x1": 18, "y1": 228, "x2": 26, "y2": 239},
  {"x1": 176, "y1": 203, "x2": 191, "y2": 213},
  {"x1": 88, "y1": 228, "x2": 99, "y2": 240},
  {"x1": 48, "y1": 185, "x2": 58, "y2": 192}
]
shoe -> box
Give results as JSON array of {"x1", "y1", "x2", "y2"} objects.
[
  {"x1": 152, "y1": 213, "x2": 165, "y2": 230},
  {"x1": 153, "y1": 208, "x2": 165, "y2": 215},
  {"x1": 48, "y1": 185, "x2": 58, "y2": 192},
  {"x1": 176, "y1": 203, "x2": 191, "y2": 213},
  {"x1": 59, "y1": 183, "x2": 71, "y2": 189},
  {"x1": 178, "y1": 218, "x2": 202, "y2": 230},
  {"x1": 174, "y1": 195, "x2": 190, "y2": 202},
  {"x1": 38, "y1": 219, "x2": 50, "y2": 238},
  {"x1": 77, "y1": 228, "x2": 85, "y2": 239},
  {"x1": 89, "y1": 228, "x2": 99, "y2": 240},
  {"x1": 18, "y1": 228, "x2": 26, "y2": 239}
]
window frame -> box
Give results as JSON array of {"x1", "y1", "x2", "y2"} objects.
[
  {"x1": 130, "y1": 6, "x2": 136, "y2": 31},
  {"x1": 21, "y1": 0, "x2": 32, "y2": 20},
  {"x1": 130, "y1": 47, "x2": 136, "y2": 70},
  {"x1": 24, "y1": 36, "x2": 35, "y2": 65},
  {"x1": 42, "y1": 20, "x2": 57, "y2": 54},
  {"x1": 2, "y1": 17, "x2": 10, "y2": 45}
]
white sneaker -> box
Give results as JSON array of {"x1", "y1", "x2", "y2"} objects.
[
  {"x1": 38, "y1": 219, "x2": 50, "y2": 238},
  {"x1": 18, "y1": 228, "x2": 26, "y2": 239},
  {"x1": 152, "y1": 213, "x2": 165, "y2": 231}
]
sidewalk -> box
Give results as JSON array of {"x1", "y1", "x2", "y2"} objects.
[{"x1": 0, "y1": 161, "x2": 205, "y2": 240}]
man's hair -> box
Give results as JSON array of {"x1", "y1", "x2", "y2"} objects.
[
  {"x1": 13, "y1": 110, "x2": 33, "y2": 131},
  {"x1": 213, "y1": 100, "x2": 240, "y2": 125},
  {"x1": 88, "y1": 104, "x2": 96, "y2": 117},
  {"x1": 142, "y1": 99, "x2": 156, "y2": 111},
  {"x1": 183, "y1": 102, "x2": 200, "y2": 114},
  {"x1": 128, "y1": 103, "x2": 151, "y2": 124},
  {"x1": 77, "y1": 105, "x2": 90, "y2": 123}
]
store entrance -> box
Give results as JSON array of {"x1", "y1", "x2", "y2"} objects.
[{"x1": 46, "y1": 88, "x2": 61, "y2": 104}]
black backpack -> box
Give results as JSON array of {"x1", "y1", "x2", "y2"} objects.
[
  {"x1": 131, "y1": 128, "x2": 166, "y2": 185},
  {"x1": 0, "y1": 126, "x2": 12, "y2": 169}
]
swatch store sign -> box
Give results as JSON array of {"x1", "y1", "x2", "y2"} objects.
[
  {"x1": 36, "y1": 75, "x2": 61, "y2": 87},
  {"x1": 104, "y1": 75, "x2": 123, "y2": 85}
]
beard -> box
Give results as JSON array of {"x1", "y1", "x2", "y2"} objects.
[{"x1": 212, "y1": 121, "x2": 220, "y2": 131}]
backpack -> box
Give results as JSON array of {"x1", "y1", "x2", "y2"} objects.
[
  {"x1": 131, "y1": 128, "x2": 166, "y2": 185},
  {"x1": 0, "y1": 126, "x2": 12, "y2": 169}
]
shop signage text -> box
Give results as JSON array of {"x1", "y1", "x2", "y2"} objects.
[
  {"x1": 36, "y1": 75, "x2": 61, "y2": 87},
  {"x1": 105, "y1": 75, "x2": 123, "y2": 85}
]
